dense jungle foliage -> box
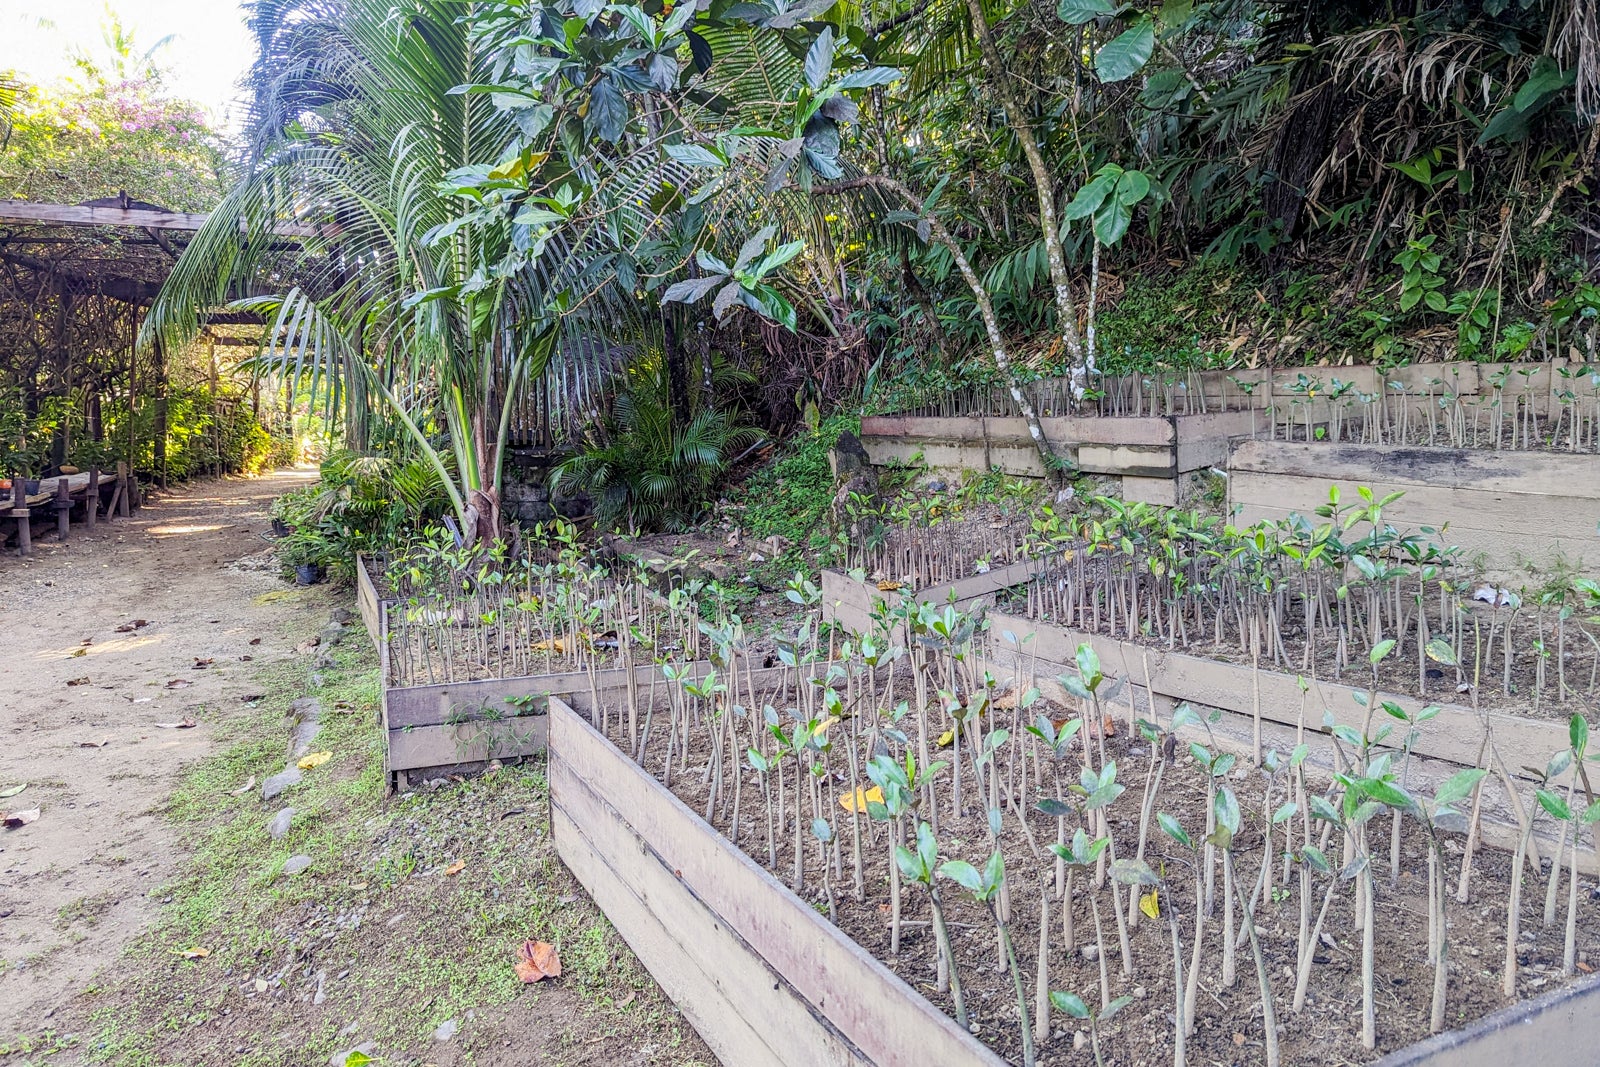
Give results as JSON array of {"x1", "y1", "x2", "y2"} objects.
[{"x1": 9, "y1": 0, "x2": 1597, "y2": 539}]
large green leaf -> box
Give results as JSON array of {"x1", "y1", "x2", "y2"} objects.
[
  {"x1": 1094, "y1": 17, "x2": 1153, "y2": 82},
  {"x1": 1057, "y1": 0, "x2": 1117, "y2": 24}
]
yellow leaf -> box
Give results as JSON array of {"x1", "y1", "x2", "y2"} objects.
[
  {"x1": 1140, "y1": 889, "x2": 1160, "y2": 920},
  {"x1": 182, "y1": 947, "x2": 210, "y2": 959},
  {"x1": 532, "y1": 638, "x2": 566, "y2": 655},
  {"x1": 297, "y1": 751, "x2": 332, "y2": 770},
  {"x1": 937, "y1": 729, "x2": 954, "y2": 748},
  {"x1": 445, "y1": 859, "x2": 466, "y2": 877},
  {"x1": 875, "y1": 579, "x2": 904, "y2": 592},
  {"x1": 815, "y1": 716, "x2": 840, "y2": 735},
  {"x1": 839, "y1": 786, "x2": 884, "y2": 813}
]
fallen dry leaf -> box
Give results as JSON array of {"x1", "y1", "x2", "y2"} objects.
[
  {"x1": 182, "y1": 947, "x2": 210, "y2": 959},
  {"x1": 165, "y1": 678, "x2": 193, "y2": 690},
  {"x1": 875, "y1": 579, "x2": 904, "y2": 592},
  {"x1": 4, "y1": 808, "x2": 40, "y2": 828},
  {"x1": 297, "y1": 751, "x2": 332, "y2": 770},
  {"x1": 514, "y1": 940, "x2": 561, "y2": 983},
  {"x1": 65, "y1": 677, "x2": 90, "y2": 687},
  {"x1": 838, "y1": 786, "x2": 885, "y2": 813},
  {"x1": 0, "y1": 783, "x2": 27, "y2": 800},
  {"x1": 69, "y1": 648, "x2": 87, "y2": 658},
  {"x1": 248, "y1": 637, "x2": 261, "y2": 645},
  {"x1": 229, "y1": 776, "x2": 257, "y2": 796},
  {"x1": 79, "y1": 738, "x2": 111, "y2": 748},
  {"x1": 80, "y1": 637, "x2": 92, "y2": 646},
  {"x1": 239, "y1": 655, "x2": 253, "y2": 662},
  {"x1": 193, "y1": 658, "x2": 214, "y2": 669},
  {"x1": 115, "y1": 619, "x2": 151, "y2": 633},
  {"x1": 445, "y1": 859, "x2": 466, "y2": 877},
  {"x1": 154, "y1": 719, "x2": 198, "y2": 729}
]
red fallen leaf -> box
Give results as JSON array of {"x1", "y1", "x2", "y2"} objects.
[
  {"x1": 65, "y1": 677, "x2": 90, "y2": 687},
  {"x1": 1580, "y1": 960, "x2": 1594, "y2": 974},
  {"x1": 116, "y1": 619, "x2": 152, "y2": 633},
  {"x1": 248, "y1": 637, "x2": 262, "y2": 646},
  {"x1": 154, "y1": 719, "x2": 198, "y2": 729},
  {"x1": 513, "y1": 940, "x2": 561, "y2": 983},
  {"x1": 3, "y1": 808, "x2": 40, "y2": 828},
  {"x1": 193, "y1": 658, "x2": 214, "y2": 669},
  {"x1": 165, "y1": 679, "x2": 192, "y2": 689}
]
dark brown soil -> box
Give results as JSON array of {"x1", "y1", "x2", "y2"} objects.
[{"x1": 601, "y1": 689, "x2": 1600, "y2": 1066}]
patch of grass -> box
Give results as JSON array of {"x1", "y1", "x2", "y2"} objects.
[
  {"x1": 727, "y1": 411, "x2": 859, "y2": 553},
  {"x1": 51, "y1": 610, "x2": 704, "y2": 1067}
]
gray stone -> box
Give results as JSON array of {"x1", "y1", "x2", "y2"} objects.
[
  {"x1": 290, "y1": 719, "x2": 319, "y2": 759},
  {"x1": 1056, "y1": 486, "x2": 1077, "y2": 505},
  {"x1": 329, "y1": 607, "x2": 354, "y2": 626},
  {"x1": 268, "y1": 808, "x2": 295, "y2": 840},
  {"x1": 434, "y1": 1019, "x2": 458, "y2": 1042},
  {"x1": 312, "y1": 969, "x2": 327, "y2": 1005},
  {"x1": 829, "y1": 430, "x2": 870, "y2": 477},
  {"x1": 281, "y1": 854, "x2": 313, "y2": 877},
  {"x1": 262, "y1": 767, "x2": 302, "y2": 801}
]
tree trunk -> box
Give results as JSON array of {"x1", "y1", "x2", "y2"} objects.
[
  {"x1": 816, "y1": 176, "x2": 1063, "y2": 481},
  {"x1": 663, "y1": 307, "x2": 691, "y2": 428},
  {"x1": 962, "y1": 0, "x2": 1092, "y2": 401}
]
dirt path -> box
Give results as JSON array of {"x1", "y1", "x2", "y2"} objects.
[{"x1": 0, "y1": 469, "x2": 329, "y2": 1033}]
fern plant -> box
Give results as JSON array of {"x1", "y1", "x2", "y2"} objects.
[{"x1": 553, "y1": 359, "x2": 762, "y2": 532}]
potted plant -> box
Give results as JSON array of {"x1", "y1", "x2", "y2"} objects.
[{"x1": 279, "y1": 528, "x2": 333, "y2": 585}]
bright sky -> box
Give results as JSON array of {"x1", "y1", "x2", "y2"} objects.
[{"x1": 0, "y1": 0, "x2": 255, "y2": 129}]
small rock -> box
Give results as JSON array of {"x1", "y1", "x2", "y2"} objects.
[
  {"x1": 1074, "y1": 1031, "x2": 1087, "y2": 1051},
  {"x1": 1080, "y1": 944, "x2": 1101, "y2": 962},
  {"x1": 312, "y1": 970, "x2": 327, "y2": 1005},
  {"x1": 262, "y1": 767, "x2": 302, "y2": 801},
  {"x1": 434, "y1": 1019, "x2": 459, "y2": 1042},
  {"x1": 268, "y1": 809, "x2": 295, "y2": 840},
  {"x1": 1132, "y1": 985, "x2": 1147, "y2": 999},
  {"x1": 1055, "y1": 486, "x2": 1076, "y2": 505},
  {"x1": 281, "y1": 854, "x2": 313, "y2": 877},
  {"x1": 339, "y1": 1023, "x2": 359, "y2": 1037}
]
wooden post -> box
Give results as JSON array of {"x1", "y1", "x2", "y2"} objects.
[
  {"x1": 86, "y1": 467, "x2": 99, "y2": 530},
  {"x1": 117, "y1": 460, "x2": 131, "y2": 518},
  {"x1": 55, "y1": 477, "x2": 71, "y2": 540},
  {"x1": 12, "y1": 477, "x2": 30, "y2": 557}
]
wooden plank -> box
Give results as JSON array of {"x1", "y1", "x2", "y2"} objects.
[
  {"x1": 552, "y1": 756, "x2": 864, "y2": 1067},
  {"x1": 985, "y1": 611, "x2": 1572, "y2": 785},
  {"x1": 387, "y1": 714, "x2": 547, "y2": 772},
  {"x1": 0, "y1": 198, "x2": 320, "y2": 237},
  {"x1": 549, "y1": 699, "x2": 1005, "y2": 1067},
  {"x1": 1372, "y1": 971, "x2": 1600, "y2": 1067},
  {"x1": 1230, "y1": 440, "x2": 1600, "y2": 498},
  {"x1": 354, "y1": 554, "x2": 382, "y2": 649}
]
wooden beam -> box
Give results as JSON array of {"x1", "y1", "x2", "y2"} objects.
[{"x1": 0, "y1": 199, "x2": 321, "y2": 238}]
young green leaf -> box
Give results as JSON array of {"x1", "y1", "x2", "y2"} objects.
[
  {"x1": 1157, "y1": 812, "x2": 1191, "y2": 848},
  {"x1": 939, "y1": 859, "x2": 983, "y2": 894},
  {"x1": 1433, "y1": 767, "x2": 1488, "y2": 810},
  {"x1": 1537, "y1": 788, "x2": 1572, "y2": 823},
  {"x1": 1050, "y1": 990, "x2": 1090, "y2": 1019}
]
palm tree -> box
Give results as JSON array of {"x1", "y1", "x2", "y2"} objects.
[{"x1": 144, "y1": 0, "x2": 890, "y2": 544}]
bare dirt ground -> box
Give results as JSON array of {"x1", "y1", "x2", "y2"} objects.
[
  {"x1": 0, "y1": 471, "x2": 711, "y2": 1067},
  {"x1": 0, "y1": 469, "x2": 328, "y2": 1031}
]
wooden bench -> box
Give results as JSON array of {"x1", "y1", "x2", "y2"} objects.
[{"x1": 2, "y1": 463, "x2": 131, "y2": 556}]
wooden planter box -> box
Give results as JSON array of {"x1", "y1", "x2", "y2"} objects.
[
  {"x1": 978, "y1": 609, "x2": 1588, "y2": 872},
  {"x1": 1372, "y1": 971, "x2": 1600, "y2": 1066},
  {"x1": 858, "y1": 411, "x2": 1254, "y2": 505},
  {"x1": 547, "y1": 695, "x2": 1005, "y2": 1067},
  {"x1": 820, "y1": 560, "x2": 1049, "y2": 640},
  {"x1": 1228, "y1": 440, "x2": 1600, "y2": 574}
]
